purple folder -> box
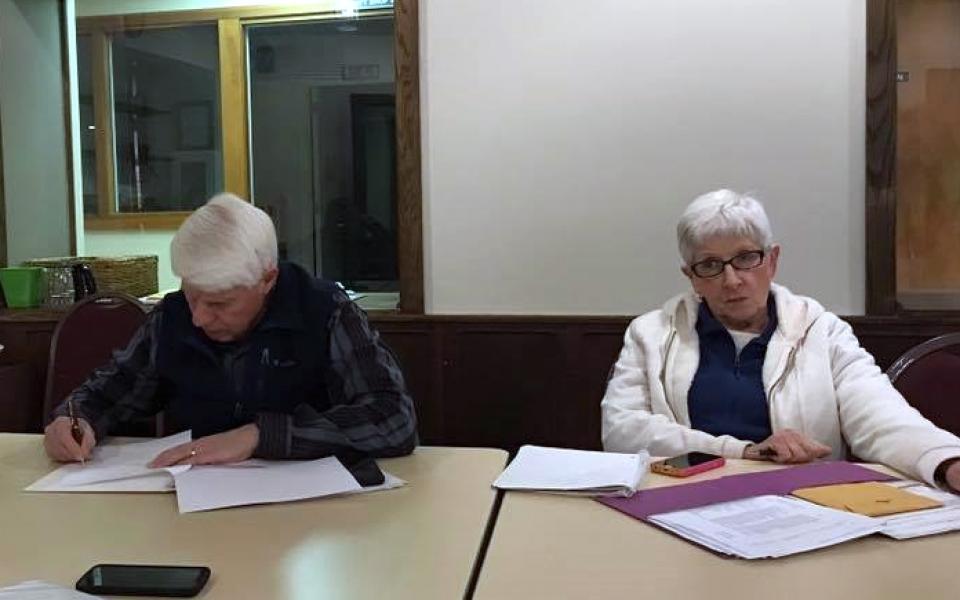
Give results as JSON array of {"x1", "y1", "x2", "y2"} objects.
[{"x1": 598, "y1": 461, "x2": 897, "y2": 521}]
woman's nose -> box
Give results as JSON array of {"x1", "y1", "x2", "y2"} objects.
[{"x1": 720, "y1": 264, "x2": 743, "y2": 287}]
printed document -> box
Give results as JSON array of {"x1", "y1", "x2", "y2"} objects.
[
  {"x1": 493, "y1": 445, "x2": 649, "y2": 496},
  {"x1": 649, "y1": 495, "x2": 882, "y2": 559}
]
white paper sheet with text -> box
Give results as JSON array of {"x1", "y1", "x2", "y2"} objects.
[{"x1": 650, "y1": 495, "x2": 882, "y2": 559}]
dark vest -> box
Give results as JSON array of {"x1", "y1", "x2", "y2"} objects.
[{"x1": 156, "y1": 262, "x2": 339, "y2": 438}]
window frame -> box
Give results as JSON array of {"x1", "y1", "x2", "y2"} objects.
[{"x1": 76, "y1": 1, "x2": 424, "y2": 313}]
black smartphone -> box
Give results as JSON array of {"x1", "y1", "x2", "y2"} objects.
[{"x1": 76, "y1": 564, "x2": 211, "y2": 597}]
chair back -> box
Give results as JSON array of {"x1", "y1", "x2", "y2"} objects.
[
  {"x1": 44, "y1": 294, "x2": 148, "y2": 428},
  {"x1": 887, "y1": 332, "x2": 960, "y2": 437}
]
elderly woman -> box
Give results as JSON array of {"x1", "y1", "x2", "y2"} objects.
[{"x1": 602, "y1": 189, "x2": 960, "y2": 490}]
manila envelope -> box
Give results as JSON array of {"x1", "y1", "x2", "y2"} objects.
[{"x1": 792, "y1": 481, "x2": 942, "y2": 517}]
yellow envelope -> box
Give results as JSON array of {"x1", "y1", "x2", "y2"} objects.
[{"x1": 792, "y1": 482, "x2": 942, "y2": 517}]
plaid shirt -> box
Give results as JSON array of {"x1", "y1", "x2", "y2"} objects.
[{"x1": 53, "y1": 291, "x2": 418, "y2": 459}]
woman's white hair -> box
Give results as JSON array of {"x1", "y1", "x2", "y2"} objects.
[
  {"x1": 676, "y1": 189, "x2": 774, "y2": 265},
  {"x1": 171, "y1": 193, "x2": 278, "y2": 292}
]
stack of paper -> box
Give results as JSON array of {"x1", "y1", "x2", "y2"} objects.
[
  {"x1": 25, "y1": 433, "x2": 405, "y2": 513},
  {"x1": 493, "y1": 445, "x2": 649, "y2": 496},
  {"x1": 172, "y1": 458, "x2": 405, "y2": 513},
  {"x1": 0, "y1": 581, "x2": 102, "y2": 599},
  {"x1": 26, "y1": 432, "x2": 192, "y2": 492},
  {"x1": 649, "y1": 495, "x2": 883, "y2": 559},
  {"x1": 880, "y1": 482, "x2": 960, "y2": 539}
]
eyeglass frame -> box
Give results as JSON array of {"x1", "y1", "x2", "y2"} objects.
[{"x1": 687, "y1": 249, "x2": 767, "y2": 279}]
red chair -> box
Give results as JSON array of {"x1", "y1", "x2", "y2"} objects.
[
  {"x1": 887, "y1": 332, "x2": 960, "y2": 437},
  {"x1": 44, "y1": 293, "x2": 158, "y2": 436}
]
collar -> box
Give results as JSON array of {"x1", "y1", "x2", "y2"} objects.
[{"x1": 696, "y1": 293, "x2": 778, "y2": 344}]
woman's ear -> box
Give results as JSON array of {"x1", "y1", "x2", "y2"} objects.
[{"x1": 768, "y1": 244, "x2": 781, "y2": 278}]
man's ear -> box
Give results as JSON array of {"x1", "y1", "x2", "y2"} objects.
[
  {"x1": 680, "y1": 265, "x2": 693, "y2": 282},
  {"x1": 261, "y1": 267, "x2": 279, "y2": 294}
]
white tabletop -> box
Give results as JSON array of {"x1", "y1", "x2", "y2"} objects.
[
  {"x1": 475, "y1": 459, "x2": 960, "y2": 600},
  {"x1": 0, "y1": 434, "x2": 506, "y2": 599}
]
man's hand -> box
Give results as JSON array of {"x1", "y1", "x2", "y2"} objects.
[
  {"x1": 44, "y1": 416, "x2": 96, "y2": 463},
  {"x1": 742, "y1": 429, "x2": 831, "y2": 464},
  {"x1": 149, "y1": 423, "x2": 260, "y2": 468}
]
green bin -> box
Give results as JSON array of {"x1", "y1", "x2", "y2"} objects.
[{"x1": 0, "y1": 267, "x2": 44, "y2": 308}]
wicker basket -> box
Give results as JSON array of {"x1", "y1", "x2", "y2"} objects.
[{"x1": 24, "y1": 255, "x2": 159, "y2": 298}]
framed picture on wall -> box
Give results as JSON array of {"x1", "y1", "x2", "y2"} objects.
[{"x1": 176, "y1": 101, "x2": 214, "y2": 150}]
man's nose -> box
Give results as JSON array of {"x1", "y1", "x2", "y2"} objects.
[{"x1": 192, "y1": 304, "x2": 213, "y2": 328}]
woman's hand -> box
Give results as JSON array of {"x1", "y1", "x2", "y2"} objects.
[
  {"x1": 149, "y1": 423, "x2": 260, "y2": 468},
  {"x1": 742, "y1": 429, "x2": 831, "y2": 464}
]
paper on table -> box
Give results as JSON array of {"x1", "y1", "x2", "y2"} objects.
[
  {"x1": 650, "y1": 495, "x2": 883, "y2": 559},
  {"x1": 0, "y1": 580, "x2": 102, "y2": 599},
  {"x1": 25, "y1": 432, "x2": 192, "y2": 493},
  {"x1": 792, "y1": 481, "x2": 942, "y2": 516},
  {"x1": 172, "y1": 456, "x2": 406, "y2": 513},
  {"x1": 493, "y1": 445, "x2": 649, "y2": 496},
  {"x1": 880, "y1": 483, "x2": 960, "y2": 539}
]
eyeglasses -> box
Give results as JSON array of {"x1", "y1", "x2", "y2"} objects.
[{"x1": 689, "y1": 249, "x2": 765, "y2": 279}]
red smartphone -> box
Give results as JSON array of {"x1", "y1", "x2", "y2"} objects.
[{"x1": 650, "y1": 452, "x2": 725, "y2": 477}]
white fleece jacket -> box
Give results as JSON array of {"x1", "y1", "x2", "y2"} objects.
[{"x1": 601, "y1": 283, "x2": 960, "y2": 486}]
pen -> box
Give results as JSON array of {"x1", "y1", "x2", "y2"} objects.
[{"x1": 68, "y1": 399, "x2": 85, "y2": 465}]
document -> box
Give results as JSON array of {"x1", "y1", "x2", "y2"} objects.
[
  {"x1": 493, "y1": 445, "x2": 649, "y2": 496},
  {"x1": 0, "y1": 580, "x2": 102, "y2": 599},
  {"x1": 25, "y1": 433, "x2": 406, "y2": 512},
  {"x1": 25, "y1": 432, "x2": 192, "y2": 493},
  {"x1": 172, "y1": 457, "x2": 406, "y2": 513},
  {"x1": 649, "y1": 495, "x2": 882, "y2": 559},
  {"x1": 880, "y1": 483, "x2": 960, "y2": 539},
  {"x1": 792, "y1": 481, "x2": 942, "y2": 517}
]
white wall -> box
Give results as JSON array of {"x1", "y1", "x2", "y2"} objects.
[
  {"x1": 0, "y1": 0, "x2": 73, "y2": 265},
  {"x1": 70, "y1": 0, "x2": 868, "y2": 315},
  {"x1": 421, "y1": 0, "x2": 866, "y2": 315}
]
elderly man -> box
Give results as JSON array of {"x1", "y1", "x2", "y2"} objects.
[
  {"x1": 44, "y1": 193, "x2": 417, "y2": 466},
  {"x1": 602, "y1": 189, "x2": 960, "y2": 491}
]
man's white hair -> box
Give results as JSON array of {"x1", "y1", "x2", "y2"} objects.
[
  {"x1": 676, "y1": 189, "x2": 774, "y2": 266},
  {"x1": 171, "y1": 193, "x2": 278, "y2": 291}
]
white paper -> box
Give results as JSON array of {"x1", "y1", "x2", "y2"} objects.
[
  {"x1": 25, "y1": 432, "x2": 192, "y2": 493},
  {"x1": 650, "y1": 495, "x2": 882, "y2": 559},
  {"x1": 0, "y1": 581, "x2": 102, "y2": 599},
  {"x1": 880, "y1": 483, "x2": 960, "y2": 539},
  {"x1": 172, "y1": 456, "x2": 406, "y2": 513},
  {"x1": 493, "y1": 445, "x2": 649, "y2": 496}
]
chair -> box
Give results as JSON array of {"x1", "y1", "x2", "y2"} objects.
[
  {"x1": 43, "y1": 293, "x2": 158, "y2": 436},
  {"x1": 887, "y1": 332, "x2": 960, "y2": 437}
]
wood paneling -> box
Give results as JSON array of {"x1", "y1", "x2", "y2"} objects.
[
  {"x1": 5, "y1": 310, "x2": 957, "y2": 449},
  {"x1": 866, "y1": 0, "x2": 898, "y2": 315},
  {"x1": 91, "y1": 31, "x2": 116, "y2": 218},
  {"x1": 218, "y1": 18, "x2": 250, "y2": 201},
  {"x1": 394, "y1": 0, "x2": 424, "y2": 314}
]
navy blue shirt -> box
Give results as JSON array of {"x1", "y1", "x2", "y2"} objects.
[{"x1": 687, "y1": 296, "x2": 778, "y2": 443}]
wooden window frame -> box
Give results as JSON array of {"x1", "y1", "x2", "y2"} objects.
[
  {"x1": 866, "y1": 0, "x2": 897, "y2": 315},
  {"x1": 77, "y1": 1, "x2": 424, "y2": 313}
]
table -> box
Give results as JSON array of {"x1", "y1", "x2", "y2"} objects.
[
  {"x1": 0, "y1": 435, "x2": 506, "y2": 599},
  {"x1": 475, "y1": 459, "x2": 960, "y2": 599}
]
